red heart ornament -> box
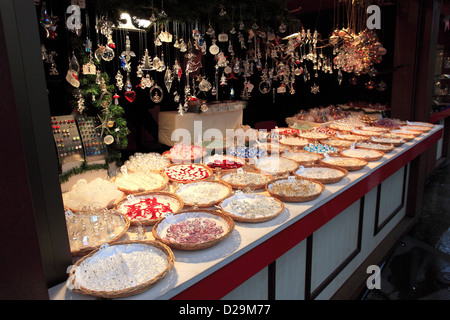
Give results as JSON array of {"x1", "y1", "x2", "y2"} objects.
[{"x1": 124, "y1": 90, "x2": 136, "y2": 102}]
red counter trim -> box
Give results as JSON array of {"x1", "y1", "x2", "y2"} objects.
[{"x1": 171, "y1": 128, "x2": 443, "y2": 300}]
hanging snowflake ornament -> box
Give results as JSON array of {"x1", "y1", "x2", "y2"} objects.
[{"x1": 311, "y1": 83, "x2": 320, "y2": 94}]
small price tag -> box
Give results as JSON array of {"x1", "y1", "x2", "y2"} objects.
[
  {"x1": 288, "y1": 175, "x2": 295, "y2": 181},
  {"x1": 297, "y1": 165, "x2": 305, "y2": 174},
  {"x1": 237, "y1": 168, "x2": 244, "y2": 174},
  {"x1": 351, "y1": 143, "x2": 355, "y2": 149},
  {"x1": 324, "y1": 153, "x2": 330, "y2": 159}
]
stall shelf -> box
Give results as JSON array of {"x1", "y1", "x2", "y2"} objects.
[{"x1": 49, "y1": 126, "x2": 443, "y2": 300}]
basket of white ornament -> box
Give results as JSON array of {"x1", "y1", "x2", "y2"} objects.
[
  {"x1": 219, "y1": 191, "x2": 285, "y2": 223},
  {"x1": 67, "y1": 240, "x2": 175, "y2": 299}
]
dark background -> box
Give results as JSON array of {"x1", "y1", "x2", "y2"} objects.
[{"x1": 38, "y1": 1, "x2": 396, "y2": 160}]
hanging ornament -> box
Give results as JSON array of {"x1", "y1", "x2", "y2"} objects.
[
  {"x1": 177, "y1": 103, "x2": 185, "y2": 116},
  {"x1": 115, "y1": 71, "x2": 124, "y2": 90},
  {"x1": 65, "y1": 53, "x2": 80, "y2": 88},
  {"x1": 209, "y1": 38, "x2": 220, "y2": 55},
  {"x1": 218, "y1": 33, "x2": 228, "y2": 43},
  {"x1": 83, "y1": 37, "x2": 92, "y2": 53},
  {"x1": 113, "y1": 93, "x2": 120, "y2": 105},
  {"x1": 220, "y1": 73, "x2": 227, "y2": 86},
  {"x1": 365, "y1": 80, "x2": 375, "y2": 90},
  {"x1": 77, "y1": 97, "x2": 85, "y2": 114},
  {"x1": 239, "y1": 21, "x2": 245, "y2": 30},
  {"x1": 124, "y1": 73, "x2": 136, "y2": 102},
  {"x1": 95, "y1": 113, "x2": 111, "y2": 137},
  {"x1": 150, "y1": 85, "x2": 164, "y2": 103},
  {"x1": 138, "y1": 49, "x2": 153, "y2": 72},
  {"x1": 259, "y1": 80, "x2": 271, "y2": 94},
  {"x1": 120, "y1": 34, "x2": 136, "y2": 66},
  {"x1": 198, "y1": 77, "x2": 212, "y2": 92},
  {"x1": 66, "y1": 5, "x2": 82, "y2": 36},
  {"x1": 40, "y1": 2, "x2": 59, "y2": 39},
  {"x1": 337, "y1": 69, "x2": 343, "y2": 85},
  {"x1": 179, "y1": 38, "x2": 187, "y2": 52},
  {"x1": 219, "y1": 5, "x2": 227, "y2": 16},
  {"x1": 156, "y1": 53, "x2": 166, "y2": 72},
  {"x1": 103, "y1": 135, "x2": 114, "y2": 145},
  {"x1": 206, "y1": 24, "x2": 215, "y2": 37},
  {"x1": 376, "y1": 81, "x2": 387, "y2": 92},
  {"x1": 349, "y1": 77, "x2": 358, "y2": 85},
  {"x1": 278, "y1": 23, "x2": 287, "y2": 33},
  {"x1": 139, "y1": 74, "x2": 154, "y2": 89},
  {"x1": 310, "y1": 83, "x2": 320, "y2": 94},
  {"x1": 164, "y1": 68, "x2": 173, "y2": 92}
]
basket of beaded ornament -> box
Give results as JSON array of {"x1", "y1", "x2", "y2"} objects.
[
  {"x1": 218, "y1": 168, "x2": 273, "y2": 190},
  {"x1": 67, "y1": 240, "x2": 175, "y2": 299},
  {"x1": 294, "y1": 164, "x2": 348, "y2": 184},
  {"x1": 152, "y1": 210, "x2": 235, "y2": 250},
  {"x1": 266, "y1": 176, "x2": 325, "y2": 203}
]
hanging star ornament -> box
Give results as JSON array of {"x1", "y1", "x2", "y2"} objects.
[
  {"x1": 311, "y1": 83, "x2": 320, "y2": 94},
  {"x1": 95, "y1": 112, "x2": 112, "y2": 137}
]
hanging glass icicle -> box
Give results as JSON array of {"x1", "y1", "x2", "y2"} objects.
[
  {"x1": 164, "y1": 68, "x2": 173, "y2": 92},
  {"x1": 337, "y1": 69, "x2": 343, "y2": 85}
]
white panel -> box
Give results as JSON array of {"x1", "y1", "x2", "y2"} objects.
[
  {"x1": 378, "y1": 167, "x2": 404, "y2": 226},
  {"x1": 275, "y1": 241, "x2": 307, "y2": 300},
  {"x1": 221, "y1": 267, "x2": 268, "y2": 300},
  {"x1": 310, "y1": 200, "x2": 361, "y2": 294}
]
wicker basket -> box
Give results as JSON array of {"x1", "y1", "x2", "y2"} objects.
[
  {"x1": 320, "y1": 156, "x2": 368, "y2": 171},
  {"x1": 112, "y1": 172, "x2": 169, "y2": 195},
  {"x1": 282, "y1": 150, "x2": 324, "y2": 166},
  {"x1": 370, "y1": 136, "x2": 404, "y2": 147},
  {"x1": 218, "y1": 168, "x2": 273, "y2": 190},
  {"x1": 219, "y1": 193, "x2": 285, "y2": 223},
  {"x1": 152, "y1": 209, "x2": 235, "y2": 250},
  {"x1": 389, "y1": 129, "x2": 422, "y2": 138},
  {"x1": 68, "y1": 240, "x2": 175, "y2": 299},
  {"x1": 340, "y1": 148, "x2": 385, "y2": 162},
  {"x1": 293, "y1": 164, "x2": 348, "y2": 184},
  {"x1": 115, "y1": 191, "x2": 184, "y2": 226},
  {"x1": 400, "y1": 125, "x2": 431, "y2": 132},
  {"x1": 202, "y1": 155, "x2": 246, "y2": 172},
  {"x1": 265, "y1": 177, "x2": 325, "y2": 202},
  {"x1": 336, "y1": 134, "x2": 369, "y2": 143},
  {"x1": 254, "y1": 156, "x2": 300, "y2": 176},
  {"x1": 162, "y1": 148, "x2": 207, "y2": 164},
  {"x1": 278, "y1": 137, "x2": 310, "y2": 149},
  {"x1": 164, "y1": 163, "x2": 213, "y2": 184},
  {"x1": 356, "y1": 143, "x2": 395, "y2": 154},
  {"x1": 174, "y1": 180, "x2": 232, "y2": 208},
  {"x1": 67, "y1": 210, "x2": 131, "y2": 257}
]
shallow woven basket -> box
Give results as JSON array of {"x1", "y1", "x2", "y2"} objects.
[
  {"x1": 62, "y1": 192, "x2": 125, "y2": 213},
  {"x1": 69, "y1": 240, "x2": 175, "y2": 299},
  {"x1": 115, "y1": 191, "x2": 184, "y2": 226},
  {"x1": 164, "y1": 163, "x2": 213, "y2": 184},
  {"x1": 162, "y1": 149, "x2": 207, "y2": 164},
  {"x1": 174, "y1": 180, "x2": 233, "y2": 208},
  {"x1": 112, "y1": 172, "x2": 169, "y2": 195},
  {"x1": 293, "y1": 164, "x2": 348, "y2": 184},
  {"x1": 371, "y1": 137, "x2": 404, "y2": 147},
  {"x1": 69, "y1": 210, "x2": 131, "y2": 257},
  {"x1": 254, "y1": 157, "x2": 300, "y2": 176},
  {"x1": 218, "y1": 195, "x2": 285, "y2": 223},
  {"x1": 356, "y1": 143, "x2": 394, "y2": 154},
  {"x1": 319, "y1": 157, "x2": 368, "y2": 171},
  {"x1": 278, "y1": 138, "x2": 310, "y2": 149},
  {"x1": 336, "y1": 134, "x2": 369, "y2": 143},
  {"x1": 152, "y1": 209, "x2": 235, "y2": 250},
  {"x1": 281, "y1": 151, "x2": 324, "y2": 166},
  {"x1": 265, "y1": 176, "x2": 325, "y2": 203},
  {"x1": 218, "y1": 168, "x2": 274, "y2": 190},
  {"x1": 202, "y1": 155, "x2": 246, "y2": 172},
  {"x1": 389, "y1": 130, "x2": 421, "y2": 138},
  {"x1": 340, "y1": 149, "x2": 385, "y2": 162},
  {"x1": 401, "y1": 125, "x2": 431, "y2": 132}
]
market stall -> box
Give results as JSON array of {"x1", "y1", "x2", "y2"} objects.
[
  {"x1": 48, "y1": 123, "x2": 443, "y2": 300},
  {"x1": 1, "y1": 0, "x2": 446, "y2": 301}
]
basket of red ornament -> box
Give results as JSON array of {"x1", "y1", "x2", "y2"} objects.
[{"x1": 115, "y1": 192, "x2": 184, "y2": 226}]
